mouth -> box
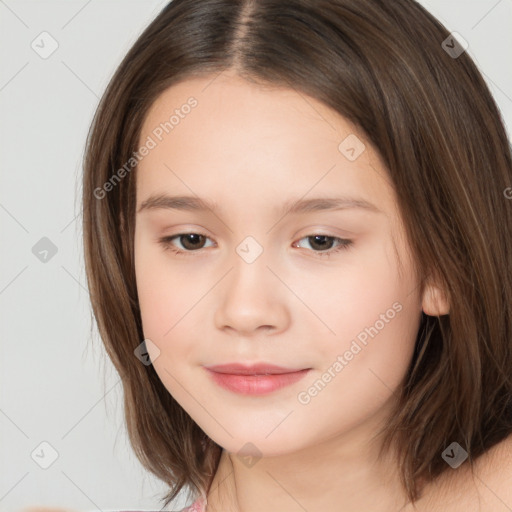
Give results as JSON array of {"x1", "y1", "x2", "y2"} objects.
[
  {"x1": 204, "y1": 362, "x2": 308, "y2": 375},
  {"x1": 204, "y1": 363, "x2": 311, "y2": 395}
]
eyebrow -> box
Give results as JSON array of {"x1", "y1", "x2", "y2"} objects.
[{"x1": 137, "y1": 194, "x2": 382, "y2": 215}]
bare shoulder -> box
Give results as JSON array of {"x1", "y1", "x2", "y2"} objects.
[{"x1": 414, "y1": 434, "x2": 512, "y2": 512}]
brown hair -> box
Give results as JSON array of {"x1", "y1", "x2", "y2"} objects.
[{"x1": 82, "y1": 0, "x2": 512, "y2": 507}]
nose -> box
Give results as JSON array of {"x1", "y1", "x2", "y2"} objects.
[{"x1": 213, "y1": 247, "x2": 290, "y2": 337}]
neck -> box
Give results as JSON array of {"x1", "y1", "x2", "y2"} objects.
[{"x1": 204, "y1": 405, "x2": 412, "y2": 512}]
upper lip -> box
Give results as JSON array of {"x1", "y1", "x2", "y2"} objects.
[{"x1": 204, "y1": 363, "x2": 308, "y2": 375}]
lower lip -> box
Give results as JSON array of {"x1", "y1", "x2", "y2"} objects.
[{"x1": 205, "y1": 368, "x2": 311, "y2": 395}]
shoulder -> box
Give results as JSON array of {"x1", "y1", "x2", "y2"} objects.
[{"x1": 420, "y1": 434, "x2": 512, "y2": 512}]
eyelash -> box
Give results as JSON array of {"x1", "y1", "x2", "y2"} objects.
[{"x1": 158, "y1": 232, "x2": 353, "y2": 258}]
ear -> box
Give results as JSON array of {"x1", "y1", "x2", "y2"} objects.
[{"x1": 421, "y1": 275, "x2": 450, "y2": 316}]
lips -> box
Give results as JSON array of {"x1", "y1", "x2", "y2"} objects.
[
  {"x1": 204, "y1": 363, "x2": 311, "y2": 395},
  {"x1": 205, "y1": 362, "x2": 306, "y2": 375}
]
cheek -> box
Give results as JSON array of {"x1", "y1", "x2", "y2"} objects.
[
  {"x1": 134, "y1": 226, "x2": 185, "y2": 310},
  {"x1": 303, "y1": 235, "x2": 420, "y2": 387},
  {"x1": 134, "y1": 251, "x2": 202, "y2": 402},
  {"x1": 302, "y1": 239, "x2": 409, "y2": 341},
  {"x1": 134, "y1": 239, "x2": 195, "y2": 349}
]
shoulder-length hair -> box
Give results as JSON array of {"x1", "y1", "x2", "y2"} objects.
[{"x1": 82, "y1": 0, "x2": 512, "y2": 507}]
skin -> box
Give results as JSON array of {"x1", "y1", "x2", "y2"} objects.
[{"x1": 133, "y1": 70, "x2": 453, "y2": 512}]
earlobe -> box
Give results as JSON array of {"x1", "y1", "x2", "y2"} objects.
[{"x1": 422, "y1": 281, "x2": 450, "y2": 316}]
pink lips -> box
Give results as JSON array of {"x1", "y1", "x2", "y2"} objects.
[{"x1": 204, "y1": 363, "x2": 311, "y2": 395}]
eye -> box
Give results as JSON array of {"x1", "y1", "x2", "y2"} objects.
[
  {"x1": 293, "y1": 235, "x2": 353, "y2": 258},
  {"x1": 159, "y1": 233, "x2": 214, "y2": 255},
  {"x1": 158, "y1": 233, "x2": 353, "y2": 258}
]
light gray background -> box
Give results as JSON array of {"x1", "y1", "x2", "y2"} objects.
[{"x1": 1, "y1": 0, "x2": 511, "y2": 511}]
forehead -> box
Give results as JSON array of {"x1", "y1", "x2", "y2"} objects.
[
  {"x1": 136, "y1": 72, "x2": 397, "y2": 219},
  {"x1": 140, "y1": 72, "x2": 356, "y2": 158}
]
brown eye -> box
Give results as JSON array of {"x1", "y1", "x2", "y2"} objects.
[
  {"x1": 306, "y1": 235, "x2": 335, "y2": 251},
  {"x1": 294, "y1": 235, "x2": 353, "y2": 257},
  {"x1": 159, "y1": 232, "x2": 214, "y2": 254},
  {"x1": 176, "y1": 233, "x2": 207, "y2": 250}
]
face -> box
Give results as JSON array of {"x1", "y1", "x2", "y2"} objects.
[{"x1": 134, "y1": 71, "x2": 424, "y2": 458}]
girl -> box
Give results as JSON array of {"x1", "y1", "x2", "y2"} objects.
[{"x1": 81, "y1": 0, "x2": 512, "y2": 510}]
